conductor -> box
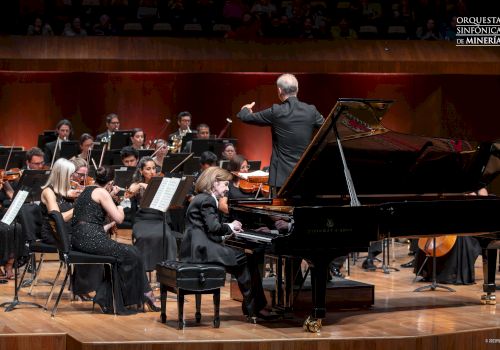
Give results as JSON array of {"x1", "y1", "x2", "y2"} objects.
[{"x1": 237, "y1": 73, "x2": 324, "y2": 192}]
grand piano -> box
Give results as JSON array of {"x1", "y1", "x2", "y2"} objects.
[{"x1": 228, "y1": 98, "x2": 500, "y2": 332}]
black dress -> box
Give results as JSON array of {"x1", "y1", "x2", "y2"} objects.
[
  {"x1": 131, "y1": 188, "x2": 178, "y2": 271},
  {"x1": 180, "y1": 192, "x2": 267, "y2": 316},
  {"x1": 72, "y1": 186, "x2": 151, "y2": 314},
  {"x1": 40, "y1": 187, "x2": 101, "y2": 295},
  {"x1": 414, "y1": 236, "x2": 481, "y2": 285}
]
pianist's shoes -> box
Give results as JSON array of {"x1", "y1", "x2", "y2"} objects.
[{"x1": 361, "y1": 258, "x2": 377, "y2": 271}]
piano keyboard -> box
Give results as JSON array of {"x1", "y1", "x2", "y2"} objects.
[{"x1": 234, "y1": 230, "x2": 279, "y2": 244}]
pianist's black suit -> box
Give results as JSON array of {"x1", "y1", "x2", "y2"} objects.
[
  {"x1": 237, "y1": 96, "x2": 324, "y2": 188},
  {"x1": 179, "y1": 192, "x2": 266, "y2": 316}
]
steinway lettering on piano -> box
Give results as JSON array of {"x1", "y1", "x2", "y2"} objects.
[{"x1": 228, "y1": 98, "x2": 500, "y2": 332}]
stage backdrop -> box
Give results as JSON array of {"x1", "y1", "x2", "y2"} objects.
[{"x1": 0, "y1": 72, "x2": 499, "y2": 169}]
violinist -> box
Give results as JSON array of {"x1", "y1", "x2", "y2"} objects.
[
  {"x1": 129, "y1": 157, "x2": 177, "y2": 272},
  {"x1": 218, "y1": 155, "x2": 253, "y2": 217},
  {"x1": 120, "y1": 146, "x2": 139, "y2": 168},
  {"x1": 151, "y1": 139, "x2": 168, "y2": 171},
  {"x1": 96, "y1": 113, "x2": 120, "y2": 143},
  {"x1": 76, "y1": 133, "x2": 94, "y2": 160},
  {"x1": 0, "y1": 177, "x2": 22, "y2": 280},
  {"x1": 25, "y1": 147, "x2": 46, "y2": 170},
  {"x1": 43, "y1": 119, "x2": 73, "y2": 165},
  {"x1": 40, "y1": 158, "x2": 101, "y2": 300},
  {"x1": 130, "y1": 128, "x2": 146, "y2": 150}
]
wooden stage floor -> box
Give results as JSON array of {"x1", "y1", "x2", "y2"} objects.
[{"x1": 1, "y1": 243, "x2": 499, "y2": 350}]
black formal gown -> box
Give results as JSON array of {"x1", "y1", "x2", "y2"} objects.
[
  {"x1": 72, "y1": 186, "x2": 151, "y2": 314},
  {"x1": 131, "y1": 187, "x2": 178, "y2": 271},
  {"x1": 414, "y1": 236, "x2": 481, "y2": 285},
  {"x1": 179, "y1": 192, "x2": 267, "y2": 316},
  {"x1": 40, "y1": 187, "x2": 102, "y2": 295}
]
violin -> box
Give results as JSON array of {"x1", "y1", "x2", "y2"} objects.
[
  {"x1": 0, "y1": 168, "x2": 22, "y2": 182},
  {"x1": 418, "y1": 235, "x2": 457, "y2": 257},
  {"x1": 235, "y1": 174, "x2": 270, "y2": 198}
]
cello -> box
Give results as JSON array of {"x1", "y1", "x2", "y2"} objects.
[{"x1": 418, "y1": 235, "x2": 457, "y2": 257}]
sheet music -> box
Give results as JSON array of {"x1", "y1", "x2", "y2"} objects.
[
  {"x1": 149, "y1": 177, "x2": 181, "y2": 212},
  {"x1": 1, "y1": 190, "x2": 29, "y2": 225}
]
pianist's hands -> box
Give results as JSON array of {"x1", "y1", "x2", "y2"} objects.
[
  {"x1": 275, "y1": 220, "x2": 291, "y2": 232},
  {"x1": 229, "y1": 220, "x2": 243, "y2": 234}
]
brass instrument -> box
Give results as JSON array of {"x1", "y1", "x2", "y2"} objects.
[{"x1": 168, "y1": 135, "x2": 183, "y2": 153}]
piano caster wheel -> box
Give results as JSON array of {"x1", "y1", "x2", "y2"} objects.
[
  {"x1": 481, "y1": 294, "x2": 496, "y2": 305},
  {"x1": 303, "y1": 316, "x2": 322, "y2": 333}
]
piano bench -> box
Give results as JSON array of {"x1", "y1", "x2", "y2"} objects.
[{"x1": 156, "y1": 261, "x2": 226, "y2": 329}]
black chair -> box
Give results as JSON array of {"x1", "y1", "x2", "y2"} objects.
[
  {"x1": 45, "y1": 210, "x2": 118, "y2": 317},
  {"x1": 17, "y1": 204, "x2": 57, "y2": 296}
]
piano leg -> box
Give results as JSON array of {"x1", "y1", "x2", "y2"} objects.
[
  {"x1": 481, "y1": 248, "x2": 497, "y2": 305},
  {"x1": 303, "y1": 259, "x2": 328, "y2": 333}
]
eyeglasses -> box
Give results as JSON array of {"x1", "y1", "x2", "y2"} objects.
[
  {"x1": 29, "y1": 161, "x2": 45, "y2": 166},
  {"x1": 109, "y1": 121, "x2": 120, "y2": 125},
  {"x1": 73, "y1": 172, "x2": 86, "y2": 177}
]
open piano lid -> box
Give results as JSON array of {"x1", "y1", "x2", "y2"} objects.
[{"x1": 278, "y1": 98, "x2": 493, "y2": 199}]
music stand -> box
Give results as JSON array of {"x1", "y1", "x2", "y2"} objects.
[
  {"x1": 0, "y1": 151, "x2": 26, "y2": 169},
  {"x1": 37, "y1": 130, "x2": 57, "y2": 149},
  {"x1": 0, "y1": 188, "x2": 43, "y2": 311},
  {"x1": 162, "y1": 153, "x2": 194, "y2": 174},
  {"x1": 413, "y1": 237, "x2": 456, "y2": 293},
  {"x1": 219, "y1": 160, "x2": 230, "y2": 170},
  {"x1": 138, "y1": 149, "x2": 154, "y2": 160},
  {"x1": 181, "y1": 132, "x2": 197, "y2": 145},
  {"x1": 113, "y1": 167, "x2": 135, "y2": 189},
  {"x1": 109, "y1": 130, "x2": 132, "y2": 150},
  {"x1": 140, "y1": 175, "x2": 194, "y2": 260},
  {"x1": 190, "y1": 138, "x2": 237, "y2": 157},
  {"x1": 59, "y1": 141, "x2": 80, "y2": 160},
  {"x1": 0, "y1": 147, "x2": 24, "y2": 154},
  {"x1": 14, "y1": 170, "x2": 51, "y2": 203},
  {"x1": 248, "y1": 160, "x2": 262, "y2": 171}
]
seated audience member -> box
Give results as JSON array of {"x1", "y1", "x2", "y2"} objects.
[{"x1": 27, "y1": 17, "x2": 54, "y2": 36}]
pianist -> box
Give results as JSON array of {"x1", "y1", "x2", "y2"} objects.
[{"x1": 179, "y1": 167, "x2": 268, "y2": 319}]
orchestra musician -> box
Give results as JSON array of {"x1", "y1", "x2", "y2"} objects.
[
  {"x1": 76, "y1": 133, "x2": 94, "y2": 160},
  {"x1": 221, "y1": 143, "x2": 237, "y2": 161},
  {"x1": 151, "y1": 139, "x2": 168, "y2": 170},
  {"x1": 96, "y1": 113, "x2": 120, "y2": 143},
  {"x1": 71, "y1": 166, "x2": 160, "y2": 314},
  {"x1": 43, "y1": 119, "x2": 73, "y2": 165},
  {"x1": 40, "y1": 158, "x2": 101, "y2": 300},
  {"x1": 182, "y1": 123, "x2": 210, "y2": 153},
  {"x1": 130, "y1": 128, "x2": 146, "y2": 150},
  {"x1": 25, "y1": 147, "x2": 46, "y2": 170},
  {"x1": 128, "y1": 157, "x2": 177, "y2": 272},
  {"x1": 120, "y1": 146, "x2": 139, "y2": 167},
  {"x1": 0, "y1": 179, "x2": 22, "y2": 281},
  {"x1": 168, "y1": 111, "x2": 192, "y2": 142},
  {"x1": 237, "y1": 73, "x2": 324, "y2": 192},
  {"x1": 179, "y1": 167, "x2": 268, "y2": 319}
]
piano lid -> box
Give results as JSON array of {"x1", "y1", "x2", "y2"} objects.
[{"x1": 278, "y1": 98, "x2": 494, "y2": 199}]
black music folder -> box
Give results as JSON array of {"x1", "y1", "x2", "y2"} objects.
[
  {"x1": 109, "y1": 130, "x2": 133, "y2": 150},
  {"x1": 113, "y1": 166, "x2": 135, "y2": 189},
  {"x1": 0, "y1": 150, "x2": 27, "y2": 169},
  {"x1": 59, "y1": 141, "x2": 80, "y2": 160},
  {"x1": 190, "y1": 138, "x2": 237, "y2": 157},
  {"x1": 13, "y1": 169, "x2": 51, "y2": 202}
]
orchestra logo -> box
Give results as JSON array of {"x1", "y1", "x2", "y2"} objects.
[{"x1": 456, "y1": 17, "x2": 500, "y2": 46}]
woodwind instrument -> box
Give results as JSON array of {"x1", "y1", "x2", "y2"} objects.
[{"x1": 217, "y1": 118, "x2": 233, "y2": 138}]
